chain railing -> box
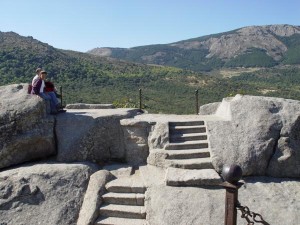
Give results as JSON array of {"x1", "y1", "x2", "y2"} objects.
[
  {"x1": 59, "y1": 87, "x2": 200, "y2": 114},
  {"x1": 237, "y1": 203, "x2": 270, "y2": 225},
  {"x1": 221, "y1": 165, "x2": 270, "y2": 225}
]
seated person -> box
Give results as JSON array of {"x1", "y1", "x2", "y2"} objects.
[
  {"x1": 28, "y1": 68, "x2": 42, "y2": 94},
  {"x1": 31, "y1": 71, "x2": 65, "y2": 114},
  {"x1": 32, "y1": 68, "x2": 42, "y2": 85}
]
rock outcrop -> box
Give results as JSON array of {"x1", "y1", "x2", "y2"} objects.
[
  {"x1": 145, "y1": 176, "x2": 300, "y2": 225},
  {"x1": 0, "y1": 84, "x2": 56, "y2": 170},
  {"x1": 200, "y1": 94, "x2": 300, "y2": 177},
  {"x1": 0, "y1": 162, "x2": 98, "y2": 225},
  {"x1": 55, "y1": 108, "x2": 141, "y2": 163},
  {"x1": 121, "y1": 119, "x2": 154, "y2": 165},
  {"x1": 1, "y1": 83, "x2": 300, "y2": 225}
]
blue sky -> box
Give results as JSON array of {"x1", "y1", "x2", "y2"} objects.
[{"x1": 0, "y1": 0, "x2": 299, "y2": 52}]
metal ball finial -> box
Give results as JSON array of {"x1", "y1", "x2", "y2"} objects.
[{"x1": 222, "y1": 164, "x2": 243, "y2": 184}]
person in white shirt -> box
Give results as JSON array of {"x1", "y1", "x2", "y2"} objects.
[{"x1": 32, "y1": 68, "x2": 42, "y2": 85}]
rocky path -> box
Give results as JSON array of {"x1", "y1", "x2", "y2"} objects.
[{"x1": 95, "y1": 170, "x2": 148, "y2": 225}]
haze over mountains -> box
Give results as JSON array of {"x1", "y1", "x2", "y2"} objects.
[{"x1": 88, "y1": 24, "x2": 300, "y2": 71}]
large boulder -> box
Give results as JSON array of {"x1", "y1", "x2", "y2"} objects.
[
  {"x1": 0, "y1": 84, "x2": 55, "y2": 170},
  {"x1": 146, "y1": 177, "x2": 300, "y2": 225},
  {"x1": 0, "y1": 162, "x2": 98, "y2": 225},
  {"x1": 201, "y1": 95, "x2": 300, "y2": 177},
  {"x1": 55, "y1": 108, "x2": 141, "y2": 163}
]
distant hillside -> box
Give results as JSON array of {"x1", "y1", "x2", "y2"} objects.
[
  {"x1": 0, "y1": 31, "x2": 217, "y2": 114},
  {"x1": 2, "y1": 30, "x2": 300, "y2": 114},
  {"x1": 88, "y1": 24, "x2": 300, "y2": 71}
]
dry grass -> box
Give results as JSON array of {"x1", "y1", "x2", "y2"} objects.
[
  {"x1": 220, "y1": 68, "x2": 261, "y2": 78},
  {"x1": 258, "y1": 89, "x2": 277, "y2": 94},
  {"x1": 207, "y1": 67, "x2": 262, "y2": 78},
  {"x1": 186, "y1": 76, "x2": 210, "y2": 87}
]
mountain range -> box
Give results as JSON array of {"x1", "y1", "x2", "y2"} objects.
[
  {"x1": 88, "y1": 24, "x2": 300, "y2": 71},
  {"x1": 1, "y1": 25, "x2": 300, "y2": 114}
]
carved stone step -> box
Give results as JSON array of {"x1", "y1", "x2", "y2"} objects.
[
  {"x1": 95, "y1": 216, "x2": 148, "y2": 225},
  {"x1": 169, "y1": 121, "x2": 204, "y2": 127},
  {"x1": 166, "y1": 149, "x2": 210, "y2": 159},
  {"x1": 165, "y1": 140, "x2": 209, "y2": 150},
  {"x1": 170, "y1": 133, "x2": 207, "y2": 143},
  {"x1": 105, "y1": 178, "x2": 146, "y2": 193},
  {"x1": 166, "y1": 157, "x2": 213, "y2": 169},
  {"x1": 169, "y1": 125, "x2": 206, "y2": 134},
  {"x1": 165, "y1": 168, "x2": 222, "y2": 187},
  {"x1": 99, "y1": 204, "x2": 146, "y2": 219},
  {"x1": 102, "y1": 192, "x2": 145, "y2": 206}
]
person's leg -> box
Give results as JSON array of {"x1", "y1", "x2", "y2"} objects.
[
  {"x1": 47, "y1": 91, "x2": 66, "y2": 112},
  {"x1": 47, "y1": 91, "x2": 60, "y2": 106},
  {"x1": 39, "y1": 92, "x2": 57, "y2": 114}
]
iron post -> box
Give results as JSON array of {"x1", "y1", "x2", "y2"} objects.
[
  {"x1": 139, "y1": 88, "x2": 142, "y2": 110},
  {"x1": 220, "y1": 165, "x2": 243, "y2": 225},
  {"x1": 60, "y1": 86, "x2": 63, "y2": 107},
  {"x1": 195, "y1": 89, "x2": 199, "y2": 115}
]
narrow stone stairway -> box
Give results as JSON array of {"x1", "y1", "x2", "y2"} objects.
[
  {"x1": 164, "y1": 121, "x2": 221, "y2": 186},
  {"x1": 95, "y1": 171, "x2": 148, "y2": 225}
]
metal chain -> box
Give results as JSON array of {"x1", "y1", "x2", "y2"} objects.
[{"x1": 236, "y1": 202, "x2": 270, "y2": 225}]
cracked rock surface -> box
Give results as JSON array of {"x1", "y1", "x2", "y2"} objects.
[{"x1": 202, "y1": 94, "x2": 300, "y2": 177}]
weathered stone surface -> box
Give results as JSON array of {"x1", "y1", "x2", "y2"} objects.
[
  {"x1": 103, "y1": 164, "x2": 133, "y2": 178},
  {"x1": 147, "y1": 149, "x2": 168, "y2": 168},
  {"x1": 165, "y1": 167, "x2": 222, "y2": 186},
  {"x1": 148, "y1": 122, "x2": 169, "y2": 149},
  {"x1": 0, "y1": 162, "x2": 98, "y2": 225},
  {"x1": 66, "y1": 103, "x2": 114, "y2": 109},
  {"x1": 0, "y1": 83, "x2": 55, "y2": 169},
  {"x1": 145, "y1": 177, "x2": 300, "y2": 225},
  {"x1": 267, "y1": 136, "x2": 300, "y2": 177},
  {"x1": 206, "y1": 94, "x2": 300, "y2": 177},
  {"x1": 77, "y1": 170, "x2": 113, "y2": 225},
  {"x1": 120, "y1": 119, "x2": 152, "y2": 165},
  {"x1": 56, "y1": 108, "x2": 140, "y2": 163},
  {"x1": 199, "y1": 102, "x2": 221, "y2": 115}
]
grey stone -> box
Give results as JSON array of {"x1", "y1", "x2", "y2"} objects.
[
  {"x1": 0, "y1": 83, "x2": 55, "y2": 169},
  {"x1": 99, "y1": 204, "x2": 146, "y2": 219},
  {"x1": 55, "y1": 108, "x2": 140, "y2": 163},
  {"x1": 103, "y1": 164, "x2": 133, "y2": 178},
  {"x1": 66, "y1": 103, "x2": 115, "y2": 109},
  {"x1": 77, "y1": 170, "x2": 113, "y2": 225},
  {"x1": 0, "y1": 162, "x2": 98, "y2": 225},
  {"x1": 199, "y1": 102, "x2": 221, "y2": 115},
  {"x1": 206, "y1": 94, "x2": 300, "y2": 177},
  {"x1": 147, "y1": 149, "x2": 168, "y2": 168},
  {"x1": 148, "y1": 122, "x2": 169, "y2": 149},
  {"x1": 145, "y1": 177, "x2": 300, "y2": 225},
  {"x1": 120, "y1": 119, "x2": 152, "y2": 165},
  {"x1": 267, "y1": 136, "x2": 300, "y2": 177},
  {"x1": 105, "y1": 176, "x2": 146, "y2": 194},
  {"x1": 102, "y1": 192, "x2": 145, "y2": 206},
  {"x1": 165, "y1": 167, "x2": 222, "y2": 186},
  {"x1": 95, "y1": 217, "x2": 149, "y2": 225}
]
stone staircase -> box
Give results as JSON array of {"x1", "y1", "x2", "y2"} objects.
[
  {"x1": 164, "y1": 121, "x2": 221, "y2": 186},
  {"x1": 95, "y1": 171, "x2": 148, "y2": 225}
]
